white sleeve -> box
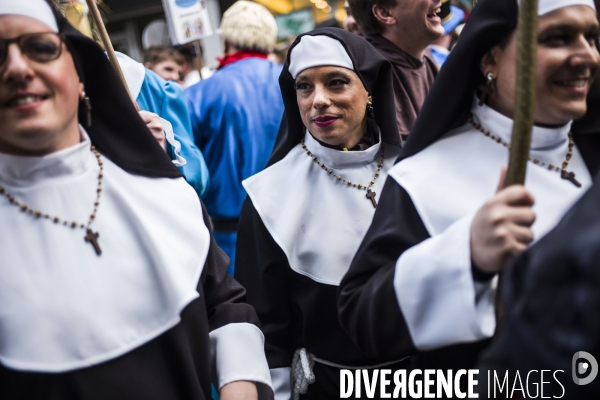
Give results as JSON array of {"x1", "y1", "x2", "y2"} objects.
[
  {"x1": 209, "y1": 323, "x2": 274, "y2": 399},
  {"x1": 159, "y1": 117, "x2": 186, "y2": 167},
  {"x1": 270, "y1": 367, "x2": 292, "y2": 400},
  {"x1": 393, "y1": 214, "x2": 497, "y2": 351}
]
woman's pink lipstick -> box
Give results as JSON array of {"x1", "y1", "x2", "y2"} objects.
[{"x1": 313, "y1": 116, "x2": 339, "y2": 128}]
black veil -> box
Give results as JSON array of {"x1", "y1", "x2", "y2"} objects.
[
  {"x1": 399, "y1": 0, "x2": 518, "y2": 162},
  {"x1": 49, "y1": 2, "x2": 181, "y2": 178},
  {"x1": 400, "y1": 0, "x2": 600, "y2": 177}
]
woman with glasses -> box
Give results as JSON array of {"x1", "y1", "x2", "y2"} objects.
[{"x1": 0, "y1": 1, "x2": 272, "y2": 399}]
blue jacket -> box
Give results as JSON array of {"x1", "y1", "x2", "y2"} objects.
[
  {"x1": 186, "y1": 58, "x2": 284, "y2": 218},
  {"x1": 137, "y1": 69, "x2": 210, "y2": 199}
]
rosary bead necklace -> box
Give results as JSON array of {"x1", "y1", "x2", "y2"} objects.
[
  {"x1": 468, "y1": 114, "x2": 581, "y2": 188},
  {"x1": 300, "y1": 139, "x2": 385, "y2": 208},
  {"x1": 0, "y1": 146, "x2": 104, "y2": 255}
]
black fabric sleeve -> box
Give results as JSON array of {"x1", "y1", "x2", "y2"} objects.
[
  {"x1": 338, "y1": 177, "x2": 430, "y2": 360},
  {"x1": 234, "y1": 198, "x2": 295, "y2": 368},
  {"x1": 199, "y1": 202, "x2": 261, "y2": 332},
  {"x1": 479, "y1": 179, "x2": 600, "y2": 398},
  {"x1": 471, "y1": 263, "x2": 496, "y2": 282}
]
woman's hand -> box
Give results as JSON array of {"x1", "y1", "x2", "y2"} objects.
[
  {"x1": 470, "y1": 168, "x2": 536, "y2": 274},
  {"x1": 138, "y1": 111, "x2": 166, "y2": 150},
  {"x1": 220, "y1": 381, "x2": 258, "y2": 400}
]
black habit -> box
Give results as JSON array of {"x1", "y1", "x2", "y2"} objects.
[
  {"x1": 338, "y1": 0, "x2": 600, "y2": 389},
  {"x1": 0, "y1": 3, "x2": 269, "y2": 399},
  {"x1": 235, "y1": 28, "x2": 407, "y2": 399}
]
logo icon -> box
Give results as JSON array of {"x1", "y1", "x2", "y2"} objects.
[
  {"x1": 572, "y1": 351, "x2": 598, "y2": 385},
  {"x1": 175, "y1": 0, "x2": 198, "y2": 8}
]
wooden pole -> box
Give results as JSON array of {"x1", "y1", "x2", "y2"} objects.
[
  {"x1": 504, "y1": 0, "x2": 538, "y2": 187},
  {"x1": 192, "y1": 41, "x2": 204, "y2": 79},
  {"x1": 495, "y1": 0, "x2": 539, "y2": 335},
  {"x1": 84, "y1": 0, "x2": 139, "y2": 110}
]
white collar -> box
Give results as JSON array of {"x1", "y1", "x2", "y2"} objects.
[
  {"x1": 0, "y1": 127, "x2": 93, "y2": 187},
  {"x1": 389, "y1": 99, "x2": 591, "y2": 240},
  {"x1": 243, "y1": 135, "x2": 400, "y2": 285},
  {"x1": 303, "y1": 129, "x2": 381, "y2": 169},
  {"x1": 0, "y1": 134, "x2": 210, "y2": 372},
  {"x1": 471, "y1": 97, "x2": 572, "y2": 151}
]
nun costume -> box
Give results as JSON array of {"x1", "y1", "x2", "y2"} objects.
[
  {"x1": 234, "y1": 29, "x2": 403, "y2": 399},
  {"x1": 338, "y1": 0, "x2": 600, "y2": 375},
  {"x1": 477, "y1": 77, "x2": 600, "y2": 398},
  {"x1": 0, "y1": 1, "x2": 272, "y2": 398}
]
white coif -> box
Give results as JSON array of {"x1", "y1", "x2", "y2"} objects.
[
  {"x1": 288, "y1": 35, "x2": 354, "y2": 79},
  {"x1": 517, "y1": 0, "x2": 595, "y2": 15},
  {"x1": 0, "y1": 0, "x2": 59, "y2": 32},
  {"x1": 244, "y1": 131, "x2": 400, "y2": 286}
]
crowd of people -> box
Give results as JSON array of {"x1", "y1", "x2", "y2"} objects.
[{"x1": 1, "y1": 0, "x2": 600, "y2": 399}]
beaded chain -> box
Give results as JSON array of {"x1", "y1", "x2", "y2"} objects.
[
  {"x1": 467, "y1": 114, "x2": 581, "y2": 188},
  {"x1": 300, "y1": 139, "x2": 385, "y2": 207},
  {"x1": 0, "y1": 146, "x2": 105, "y2": 255}
]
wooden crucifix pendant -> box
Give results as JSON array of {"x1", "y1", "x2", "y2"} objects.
[
  {"x1": 366, "y1": 189, "x2": 378, "y2": 208},
  {"x1": 85, "y1": 229, "x2": 102, "y2": 256},
  {"x1": 561, "y1": 170, "x2": 582, "y2": 188}
]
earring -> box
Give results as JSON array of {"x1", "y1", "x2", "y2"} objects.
[
  {"x1": 478, "y1": 72, "x2": 495, "y2": 106},
  {"x1": 367, "y1": 101, "x2": 375, "y2": 118},
  {"x1": 81, "y1": 91, "x2": 92, "y2": 127}
]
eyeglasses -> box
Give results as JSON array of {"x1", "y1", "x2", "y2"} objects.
[{"x1": 0, "y1": 32, "x2": 64, "y2": 67}]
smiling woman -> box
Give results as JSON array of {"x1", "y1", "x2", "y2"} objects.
[
  {"x1": 0, "y1": 1, "x2": 273, "y2": 399},
  {"x1": 0, "y1": 16, "x2": 82, "y2": 156},
  {"x1": 235, "y1": 28, "x2": 404, "y2": 399},
  {"x1": 338, "y1": 0, "x2": 600, "y2": 386},
  {"x1": 483, "y1": 5, "x2": 600, "y2": 126},
  {"x1": 295, "y1": 66, "x2": 371, "y2": 149}
]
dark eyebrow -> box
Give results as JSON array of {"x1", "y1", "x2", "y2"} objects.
[
  {"x1": 296, "y1": 69, "x2": 353, "y2": 82},
  {"x1": 320, "y1": 70, "x2": 353, "y2": 81},
  {"x1": 539, "y1": 21, "x2": 600, "y2": 35},
  {"x1": 539, "y1": 24, "x2": 575, "y2": 36}
]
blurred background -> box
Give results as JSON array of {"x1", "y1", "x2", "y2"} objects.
[{"x1": 54, "y1": 0, "x2": 474, "y2": 78}]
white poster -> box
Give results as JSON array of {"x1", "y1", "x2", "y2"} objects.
[{"x1": 162, "y1": 0, "x2": 213, "y2": 45}]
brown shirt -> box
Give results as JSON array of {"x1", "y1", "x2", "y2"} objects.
[{"x1": 366, "y1": 34, "x2": 438, "y2": 138}]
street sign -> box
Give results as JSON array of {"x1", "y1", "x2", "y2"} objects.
[{"x1": 161, "y1": 0, "x2": 213, "y2": 45}]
